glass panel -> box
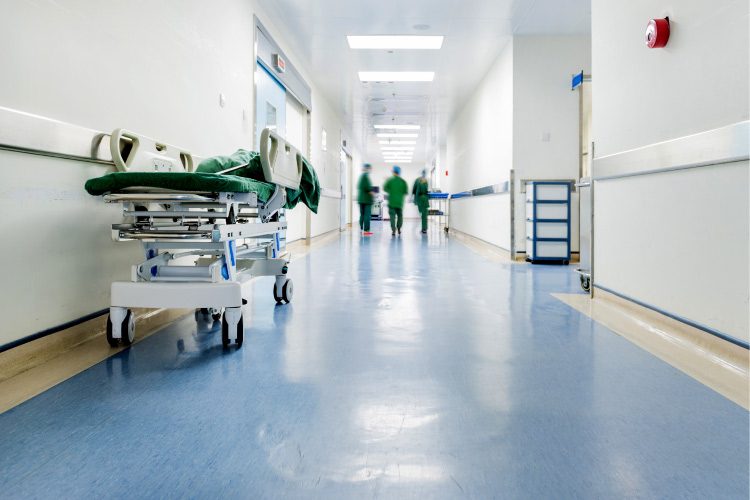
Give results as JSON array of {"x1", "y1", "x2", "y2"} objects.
[{"x1": 266, "y1": 101, "x2": 277, "y2": 131}]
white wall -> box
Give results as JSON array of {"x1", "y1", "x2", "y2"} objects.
[
  {"x1": 595, "y1": 162, "x2": 749, "y2": 342},
  {"x1": 512, "y1": 36, "x2": 591, "y2": 254},
  {"x1": 591, "y1": 0, "x2": 749, "y2": 343},
  {"x1": 592, "y1": 0, "x2": 750, "y2": 158},
  {"x1": 447, "y1": 39, "x2": 514, "y2": 194},
  {"x1": 0, "y1": 0, "x2": 360, "y2": 349},
  {"x1": 450, "y1": 195, "x2": 511, "y2": 250},
  {"x1": 446, "y1": 39, "x2": 514, "y2": 243},
  {"x1": 444, "y1": 36, "x2": 590, "y2": 254}
]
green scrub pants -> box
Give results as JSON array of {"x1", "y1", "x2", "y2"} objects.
[
  {"x1": 420, "y1": 207, "x2": 428, "y2": 231},
  {"x1": 389, "y1": 207, "x2": 403, "y2": 233},
  {"x1": 359, "y1": 204, "x2": 371, "y2": 231}
]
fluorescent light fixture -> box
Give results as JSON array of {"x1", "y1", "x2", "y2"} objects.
[
  {"x1": 374, "y1": 124, "x2": 421, "y2": 130},
  {"x1": 347, "y1": 36, "x2": 443, "y2": 50},
  {"x1": 379, "y1": 141, "x2": 416, "y2": 145},
  {"x1": 383, "y1": 154, "x2": 413, "y2": 157},
  {"x1": 383, "y1": 153, "x2": 413, "y2": 156},
  {"x1": 359, "y1": 72, "x2": 434, "y2": 82},
  {"x1": 381, "y1": 147, "x2": 415, "y2": 151},
  {"x1": 377, "y1": 133, "x2": 418, "y2": 138}
]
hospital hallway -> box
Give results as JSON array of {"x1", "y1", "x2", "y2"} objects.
[{"x1": 0, "y1": 220, "x2": 747, "y2": 499}]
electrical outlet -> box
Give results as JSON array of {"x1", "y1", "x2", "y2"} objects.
[{"x1": 219, "y1": 94, "x2": 226, "y2": 107}]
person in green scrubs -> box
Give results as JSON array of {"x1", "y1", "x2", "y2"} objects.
[
  {"x1": 383, "y1": 165, "x2": 409, "y2": 235},
  {"x1": 357, "y1": 164, "x2": 374, "y2": 235},
  {"x1": 412, "y1": 169, "x2": 430, "y2": 234}
]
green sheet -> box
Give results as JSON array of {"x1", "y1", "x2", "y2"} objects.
[
  {"x1": 196, "y1": 149, "x2": 320, "y2": 213},
  {"x1": 84, "y1": 149, "x2": 321, "y2": 213}
]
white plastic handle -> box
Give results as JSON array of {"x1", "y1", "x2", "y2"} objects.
[
  {"x1": 110, "y1": 128, "x2": 194, "y2": 173},
  {"x1": 259, "y1": 128, "x2": 303, "y2": 190}
]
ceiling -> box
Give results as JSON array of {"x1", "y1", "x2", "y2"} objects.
[{"x1": 257, "y1": 0, "x2": 590, "y2": 164}]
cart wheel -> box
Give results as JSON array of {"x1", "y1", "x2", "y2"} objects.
[
  {"x1": 580, "y1": 275, "x2": 590, "y2": 292},
  {"x1": 211, "y1": 308, "x2": 222, "y2": 322},
  {"x1": 273, "y1": 283, "x2": 283, "y2": 304},
  {"x1": 105, "y1": 316, "x2": 119, "y2": 347},
  {"x1": 444, "y1": 227, "x2": 449, "y2": 234},
  {"x1": 200, "y1": 308, "x2": 209, "y2": 315},
  {"x1": 221, "y1": 315, "x2": 230, "y2": 347},
  {"x1": 121, "y1": 310, "x2": 135, "y2": 346},
  {"x1": 235, "y1": 316, "x2": 244, "y2": 348},
  {"x1": 282, "y1": 279, "x2": 293, "y2": 303},
  {"x1": 221, "y1": 313, "x2": 244, "y2": 347}
]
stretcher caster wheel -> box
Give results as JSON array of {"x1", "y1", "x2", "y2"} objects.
[
  {"x1": 106, "y1": 309, "x2": 135, "y2": 347},
  {"x1": 580, "y1": 275, "x2": 590, "y2": 292},
  {"x1": 210, "y1": 307, "x2": 222, "y2": 322},
  {"x1": 274, "y1": 279, "x2": 293, "y2": 304},
  {"x1": 221, "y1": 313, "x2": 244, "y2": 348},
  {"x1": 200, "y1": 308, "x2": 209, "y2": 315},
  {"x1": 121, "y1": 310, "x2": 135, "y2": 346},
  {"x1": 105, "y1": 317, "x2": 118, "y2": 347},
  {"x1": 282, "y1": 279, "x2": 293, "y2": 303}
]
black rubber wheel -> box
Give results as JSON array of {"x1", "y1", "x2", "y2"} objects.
[
  {"x1": 221, "y1": 313, "x2": 243, "y2": 347},
  {"x1": 200, "y1": 308, "x2": 209, "y2": 315},
  {"x1": 105, "y1": 316, "x2": 119, "y2": 347},
  {"x1": 121, "y1": 310, "x2": 135, "y2": 346},
  {"x1": 580, "y1": 275, "x2": 591, "y2": 292},
  {"x1": 221, "y1": 315, "x2": 230, "y2": 347},
  {"x1": 282, "y1": 279, "x2": 293, "y2": 303},
  {"x1": 212, "y1": 312, "x2": 222, "y2": 322},
  {"x1": 273, "y1": 283, "x2": 283, "y2": 304},
  {"x1": 236, "y1": 316, "x2": 244, "y2": 348}
]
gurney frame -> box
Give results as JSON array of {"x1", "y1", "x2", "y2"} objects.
[{"x1": 101, "y1": 128, "x2": 302, "y2": 348}]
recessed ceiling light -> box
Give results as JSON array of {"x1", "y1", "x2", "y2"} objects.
[
  {"x1": 379, "y1": 141, "x2": 416, "y2": 145},
  {"x1": 347, "y1": 36, "x2": 442, "y2": 50},
  {"x1": 359, "y1": 72, "x2": 434, "y2": 82},
  {"x1": 377, "y1": 133, "x2": 419, "y2": 138},
  {"x1": 374, "y1": 125, "x2": 421, "y2": 130}
]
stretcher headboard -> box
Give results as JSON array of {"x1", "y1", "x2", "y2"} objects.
[
  {"x1": 259, "y1": 128, "x2": 303, "y2": 190},
  {"x1": 110, "y1": 128, "x2": 194, "y2": 173}
]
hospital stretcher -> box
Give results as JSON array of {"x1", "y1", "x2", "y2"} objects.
[{"x1": 85, "y1": 128, "x2": 317, "y2": 348}]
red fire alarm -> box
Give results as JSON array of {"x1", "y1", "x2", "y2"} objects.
[
  {"x1": 445, "y1": 170, "x2": 448, "y2": 176},
  {"x1": 646, "y1": 17, "x2": 670, "y2": 48}
]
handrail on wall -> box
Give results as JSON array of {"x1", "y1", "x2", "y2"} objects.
[{"x1": 0, "y1": 106, "x2": 206, "y2": 166}]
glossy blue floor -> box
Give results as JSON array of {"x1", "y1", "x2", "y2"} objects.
[{"x1": 1, "y1": 221, "x2": 747, "y2": 499}]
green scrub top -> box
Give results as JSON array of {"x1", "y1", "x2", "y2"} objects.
[
  {"x1": 357, "y1": 172, "x2": 373, "y2": 205},
  {"x1": 383, "y1": 175, "x2": 409, "y2": 209},
  {"x1": 412, "y1": 177, "x2": 429, "y2": 211}
]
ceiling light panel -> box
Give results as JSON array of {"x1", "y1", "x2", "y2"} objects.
[
  {"x1": 379, "y1": 141, "x2": 416, "y2": 145},
  {"x1": 377, "y1": 133, "x2": 419, "y2": 138},
  {"x1": 374, "y1": 125, "x2": 421, "y2": 130},
  {"x1": 359, "y1": 72, "x2": 435, "y2": 82},
  {"x1": 381, "y1": 146, "x2": 415, "y2": 151},
  {"x1": 347, "y1": 36, "x2": 444, "y2": 50}
]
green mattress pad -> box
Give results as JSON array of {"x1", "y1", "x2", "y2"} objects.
[
  {"x1": 84, "y1": 148, "x2": 321, "y2": 213},
  {"x1": 84, "y1": 172, "x2": 276, "y2": 200}
]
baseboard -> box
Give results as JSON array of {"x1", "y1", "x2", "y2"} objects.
[
  {"x1": 595, "y1": 288, "x2": 749, "y2": 363},
  {"x1": 448, "y1": 228, "x2": 515, "y2": 263},
  {"x1": 0, "y1": 307, "x2": 192, "y2": 384}
]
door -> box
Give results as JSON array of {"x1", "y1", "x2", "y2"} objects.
[
  {"x1": 256, "y1": 64, "x2": 286, "y2": 148},
  {"x1": 340, "y1": 149, "x2": 350, "y2": 231}
]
